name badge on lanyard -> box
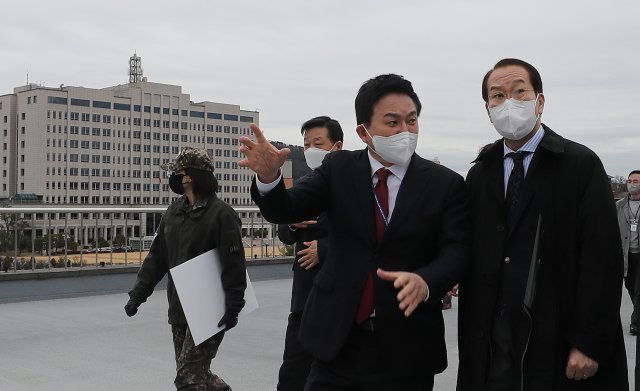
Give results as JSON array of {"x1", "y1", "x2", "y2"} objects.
[
  {"x1": 372, "y1": 187, "x2": 389, "y2": 228},
  {"x1": 629, "y1": 197, "x2": 640, "y2": 233}
]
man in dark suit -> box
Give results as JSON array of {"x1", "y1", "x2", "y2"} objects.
[
  {"x1": 277, "y1": 116, "x2": 343, "y2": 391},
  {"x1": 457, "y1": 58, "x2": 628, "y2": 390},
  {"x1": 239, "y1": 74, "x2": 469, "y2": 390}
]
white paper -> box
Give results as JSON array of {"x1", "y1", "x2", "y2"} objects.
[{"x1": 170, "y1": 249, "x2": 258, "y2": 345}]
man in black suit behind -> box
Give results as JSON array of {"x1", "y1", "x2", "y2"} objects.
[
  {"x1": 239, "y1": 74, "x2": 469, "y2": 390},
  {"x1": 277, "y1": 116, "x2": 343, "y2": 391}
]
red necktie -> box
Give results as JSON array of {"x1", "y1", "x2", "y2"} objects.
[{"x1": 356, "y1": 168, "x2": 390, "y2": 323}]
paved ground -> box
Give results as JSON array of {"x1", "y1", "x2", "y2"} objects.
[{"x1": 0, "y1": 276, "x2": 635, "y2": 390}]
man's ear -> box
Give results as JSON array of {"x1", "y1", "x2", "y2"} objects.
[
  {"x1": 355, "y1": 124, "x2": 368, "y2": 143},
  {"x1": 536, "y1": 93, "x2": 545, "y2": 117},
  {"x1": 334, "y1": 141, "x2": 343, "y2": 151}
]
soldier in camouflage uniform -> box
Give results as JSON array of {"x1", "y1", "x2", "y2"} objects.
[{"x1": 125, "y1": 147, "x2": 247, "y2": 391}]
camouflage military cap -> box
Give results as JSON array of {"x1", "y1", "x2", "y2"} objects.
[{"x1": 160, "y1": 147, "x2": 215, "y2": 173}]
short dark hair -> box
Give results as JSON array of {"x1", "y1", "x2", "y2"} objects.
[
  {"x1": 482, "y1": 58, "x2": 543, "y2": 102},
  {"x1": 629, "y1": 170, "x2": 640, "y2": 178},
  {"x1": 185, "y1": 167, "x2": 218, "y2": 197},
  {"x1": 355, "y1": 74, "x2": 421, "y2": 126},
  {"x1": 300, "y1": 116, "x2": 344, "y2": 143}
]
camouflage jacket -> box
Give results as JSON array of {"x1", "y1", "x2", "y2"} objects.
[{"x1": 129, "y1": 194, "x2": 247, "y2": 325}]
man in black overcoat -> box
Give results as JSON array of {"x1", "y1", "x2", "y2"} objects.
[{"x1": 457, "y1": 58, "x2": 628, "y2": 391}]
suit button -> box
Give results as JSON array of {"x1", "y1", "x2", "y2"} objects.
[
  {"x1": 504, "y1": 256, "x2": 511, "y2": 264},
  {"x1": 496, "y1": 224, "x2": 505, "y2": 232}
]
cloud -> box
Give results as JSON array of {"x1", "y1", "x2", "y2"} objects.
[{"x1": 1, "y1": 0, "x2": 637, "y2": 176}]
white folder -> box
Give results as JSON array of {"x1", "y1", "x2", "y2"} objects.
[{"x1": 170, "y1": 249, "x2": 258, "y2": 345}]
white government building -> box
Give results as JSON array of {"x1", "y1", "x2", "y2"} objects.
[{"x1": 0, "y1": 54, "x2": 289, "y2": 247}]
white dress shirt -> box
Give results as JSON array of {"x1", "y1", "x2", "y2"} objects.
[{"x1": 367, "y1": 151, "x2": 408, "y2": 221}]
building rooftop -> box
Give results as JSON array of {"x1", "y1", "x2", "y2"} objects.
[{"x1": 0, "y1": 275, "x2": 636, "y2": 390}]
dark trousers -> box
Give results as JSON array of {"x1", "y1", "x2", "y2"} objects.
[
  {"x1": 625, "y1": 253, "x2": 640, "y2": 327},
  {"x1": 278, "y1": 312, "x2": 315, "y2": 391},
  {"x1": 303, "y1": 325, "x2": 434, "y2": 391},
  {"x1": 486, "y1": 309, "x2": 517, "y2": 391},
  {"x1": 172, "y1": 325, "x2": 229, "y2": 391}
]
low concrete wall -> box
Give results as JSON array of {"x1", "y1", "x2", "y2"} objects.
[{"x1": 0, "y1": 257, "x2": 293, "y2": 304}]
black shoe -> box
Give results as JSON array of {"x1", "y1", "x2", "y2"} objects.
[{"x1": 630, "y1": 324, "x2": 637, "y2": 335}]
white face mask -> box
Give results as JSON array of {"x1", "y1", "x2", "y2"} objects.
[
  {"x1": 363, "y1": 126, "x2": 417, "y2": 166},
  {"x1": 489, "y1": 94, "x2": 540, "y2": 141},
  {"x1": 304, "y1": 145, "x2": 335, "y2": 169},
  {"x1": 628, "y1": 182, "x2": 640, "y2": 195}
]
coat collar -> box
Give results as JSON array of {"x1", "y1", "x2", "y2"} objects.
[
  {"x1": 472, "y1": 123, "x2": 566, "y2": 164},
  {"x1": 172, "y1": 194, "x2": 216, "y2": 217}
]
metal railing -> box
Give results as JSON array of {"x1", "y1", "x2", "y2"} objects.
[{"x1": 0, "y1": 206, "x2": 287, "y2": 273}]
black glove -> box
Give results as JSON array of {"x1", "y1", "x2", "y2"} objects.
[
  {"x1": 124, "y1": 299, "x2": 140, "y2": 317},
  {"x1": 217, "y1": 312, "x2": 238, "y2": 332}
]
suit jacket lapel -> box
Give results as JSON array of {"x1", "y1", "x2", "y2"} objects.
[
  {"x1": 351, "y1": 150, "x2": 377, "y2": 247},
  {"x1": 384, "y1": 155, "x2": 430, "y2": 240}
]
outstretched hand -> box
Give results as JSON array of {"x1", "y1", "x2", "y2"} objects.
[
  {"x1": 377, "y1": 269, "x2": 428, "y2": 317},
  {"x1": 238, "y1": 124, "x2": 290, "y2": 183}
]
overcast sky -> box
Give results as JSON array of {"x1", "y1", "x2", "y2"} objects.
[{"x1": 1, "y1": 0, "x2": 638, "y2": 177}]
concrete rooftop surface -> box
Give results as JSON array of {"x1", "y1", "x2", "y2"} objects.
[{"x1": 0, "y1": 274, "x2": 636, "y2": 390}]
